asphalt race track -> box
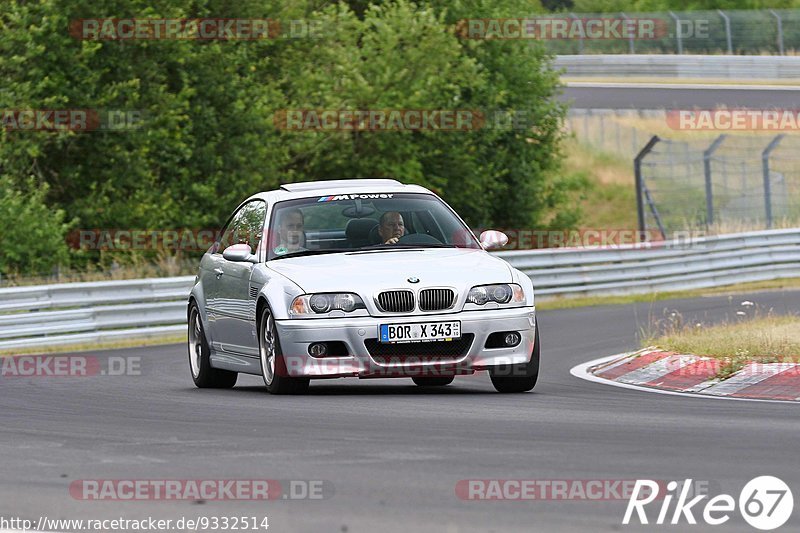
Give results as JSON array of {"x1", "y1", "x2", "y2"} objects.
[
  {"x1": 2, "y1": 289, "x2": 799, "y2": 532},
  {"x1": 561, "y1": 85, "x2": 800, "y2": 110}
]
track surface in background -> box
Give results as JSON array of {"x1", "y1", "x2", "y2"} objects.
[
  {"x1": 561, "y1": 85, "x2": 800, "y2": 109},
  {"x1": 2, "y1": 290, "x2": 799, "y2": 532}
]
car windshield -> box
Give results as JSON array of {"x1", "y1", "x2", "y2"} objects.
[{"x1": 266, "y1": 192, "x2": 480, "y2": 260}]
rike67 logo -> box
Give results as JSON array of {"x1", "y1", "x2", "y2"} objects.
[{"x1": 624, "y1": 476, "x2": 793, "y2": 530}]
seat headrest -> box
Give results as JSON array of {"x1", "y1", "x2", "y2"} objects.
[{"x1": 345, "y1": 218, "x2": 378, "y2": 247}]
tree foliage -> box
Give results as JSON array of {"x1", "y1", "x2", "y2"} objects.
[{"x1": 1, "y1": 0, "x2": 574, "y2": 275}]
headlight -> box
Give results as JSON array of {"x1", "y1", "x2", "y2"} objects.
[
  {"x1": 467, "y1": 284, "x2": 525, "y2": 306},
  {"x1": 290, "y1": 293, "x2": 366, "y2": 317}
]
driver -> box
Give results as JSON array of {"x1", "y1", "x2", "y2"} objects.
[
  {"x1": 378, "y1": 211, "x2": 405, "y2": 244},
  {"x1": 274, "y1": 208, "x2": 307, "y2": 255}
]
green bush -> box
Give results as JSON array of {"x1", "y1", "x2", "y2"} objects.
[{"x1": 0, "y1": 176, "x2": 70, "y2": 277}]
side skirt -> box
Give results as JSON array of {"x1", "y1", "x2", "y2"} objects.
[{"x1": 210, "y1": 351, "x2": 262, "y2": 375}]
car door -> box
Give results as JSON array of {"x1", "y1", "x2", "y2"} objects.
[{"x1": 209, "y1": 200, "x2": 267, "y2": 355}]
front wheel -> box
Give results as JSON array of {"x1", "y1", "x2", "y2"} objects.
[
  {"x1": 489, "y1": 324, "x2": 539, "y2": 393},
  {"x1": 412, "y1": 376, "x2": 454, "y2": 387},
  {"x1": 188, "y1": 304, "x2": 237, "y2": 389},
  {"x1": 259, "y1": 306, "x2": 309, "y2": 395}
]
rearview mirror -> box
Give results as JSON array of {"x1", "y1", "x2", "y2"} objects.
[
  {"x1": 222, "y1": 243, "x2": 257, "y2": 263},
  {"x1": 479, "y1": 230, "x2": 509, "y2": 250}
]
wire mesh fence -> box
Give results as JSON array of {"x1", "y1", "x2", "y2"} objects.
[
  {"x1": 567, "y1": 110, "x2": 800, "y2": 235},
  {"x1": 541, "y1": 9, "x2": 800, "y2": 55},
  {"x1": 566, "y1": 109, "x2": 656, "y2": 161}
]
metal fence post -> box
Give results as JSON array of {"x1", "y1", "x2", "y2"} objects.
[
  {"x1": 667, "y1": 140, "x2": 674, "y2": 181},
  {"x1": 635, "y1": 136, "x2": 661, "y2": 233},
  {"x1": 717, "y1": 10, "x2": 733, "y2": 54},
  {"x1": 598, "y1": 113, "x2": 605, "y2": 147},
  {"x1": 769, "y1": 10, "x2": 785, "y2": 55},
  {"x1": 620, "y1": 12, "x2": 635, "y2": 54},
  {"x1": 583, "y1": 111, "x2": 589, "y2": 139},
  {"x1": 762, "y1": 134, "x2": 784, "y2": 229},
  {"x1": 669, "y1": 11, "x2": 683, "y2": 54},
  {"x1": 703, "y1": 135, "x2": 727, "y2": 227}
]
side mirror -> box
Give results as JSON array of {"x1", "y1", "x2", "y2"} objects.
[
  {"x1": 479, "y1": 230, "x2": 509, "y2": 250},
  {"x1": 222, "y1": 243, "x2": 257, "y2": 263}
]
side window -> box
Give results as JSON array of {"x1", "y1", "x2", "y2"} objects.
[{"x1": 218, "y1": 201, "x2": 267, "y2": 253}]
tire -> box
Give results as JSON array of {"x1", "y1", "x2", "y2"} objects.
[
  {"x1": 489, "y1": 324, "x2": 539, "y2": 393},
  {"x1": 412, "y1": 376, "x2": 454, "y2": 387},
  {"x1": 259, "y1": 306, "x2": 310, "y2": 395},
  {"x1": 188, "y1": 304, "x2": 238, "y2": 388}
]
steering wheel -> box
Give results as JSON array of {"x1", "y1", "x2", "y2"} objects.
[{"x1": 396, "y1": 233, "x2": 443, "y2": 245}]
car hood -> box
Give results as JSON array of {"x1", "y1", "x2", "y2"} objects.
[{"x1": 266, "y1": 248, "x2": 512, "y2": 294}]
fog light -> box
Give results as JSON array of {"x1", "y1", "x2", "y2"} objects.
[
  {"x1": 504, "y1": 332, "x2": 521, "y2": 347},
  {"x1": 308, "y1": 342, "x2": 328, "y2": 357}
]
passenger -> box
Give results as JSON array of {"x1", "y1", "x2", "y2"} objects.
[{"x1": 274, "y1": 208, "x2": 306, "y2": 255}]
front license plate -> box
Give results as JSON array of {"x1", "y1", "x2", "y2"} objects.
[{"x1": 379, "y1": 321, "x2": 461, "y2": 344}]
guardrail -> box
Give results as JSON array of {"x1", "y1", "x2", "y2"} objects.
[
  {"x1": 1, "y1": 228, "x2": 798, "y2": 350},
  {"x1": 554, "y1": 54, "x2": 800, "y2": 79},
  {"x1": 0, "y1": 277, "x2": 194, "y2": 351}
]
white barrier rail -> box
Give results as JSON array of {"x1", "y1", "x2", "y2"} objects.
[
  {"x1": 554, "y1": 54, "x2": 800, "y2": 79},
  {"x1": 1, "y1": 229, "x2": 798, "y2": 350}
]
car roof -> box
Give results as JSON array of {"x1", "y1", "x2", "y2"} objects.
[{"x1": 243, "y1": 179, "x2": 434, "y2": 203}]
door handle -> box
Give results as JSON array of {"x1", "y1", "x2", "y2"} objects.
[{"x1": 213, "y1": 268, "x2": 224, "y2": 278}]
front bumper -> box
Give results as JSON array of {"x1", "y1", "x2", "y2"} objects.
[{"x1": 275, "y1": 306, "x2": 536, "y2": 378}]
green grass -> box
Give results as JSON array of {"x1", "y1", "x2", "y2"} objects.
[
  {"x1": 537, "y1": 276, "x2": 800, "y2": 311},
  {"x1": 644, "y1": 315, "x2": 800, "y2": 360},
  {"x1": 642, "y1": 313, "x2": 800, "y2": 379},
  {"x1": 560, "y1": 138, "x2": 638, "y2": 232}
]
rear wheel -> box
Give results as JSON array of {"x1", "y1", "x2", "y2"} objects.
[
  {"x1": 489, "y1": 324, "x2": 539, "y2": 393},
  {"x1": 259, "y1": 306, "x2": 309, "y2": 395},
  {"x1": 188, "y1": 304, "x2": 237, "y2": 388},
  {"x1": 412, "y1": 376, "x2": 454, "y2": 387}
]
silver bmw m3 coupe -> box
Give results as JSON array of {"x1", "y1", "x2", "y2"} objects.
[{"x1": 188, "y1": 179, "x2": 539, "y2": 394}]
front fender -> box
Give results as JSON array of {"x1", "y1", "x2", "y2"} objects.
[
  {"x1": 510, "y1": 267, "x2": 536, "y2": 308},
  {"x1": 251, "y1": 265, "x2": 304, "y2": 321},
  {"x1": 188, "y1": 277, "x2": 213, "y2": 338}
]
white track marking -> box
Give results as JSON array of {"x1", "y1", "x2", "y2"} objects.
[
  {"x1": 616, "y1": 354, "x2": 700, "y2": 385},
  {"x1": 698, "y1": 362, "x2": 799, "y2": 396},
  {"x1": 588, "y1": 350, "x2": 640, "y2": 374}
]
